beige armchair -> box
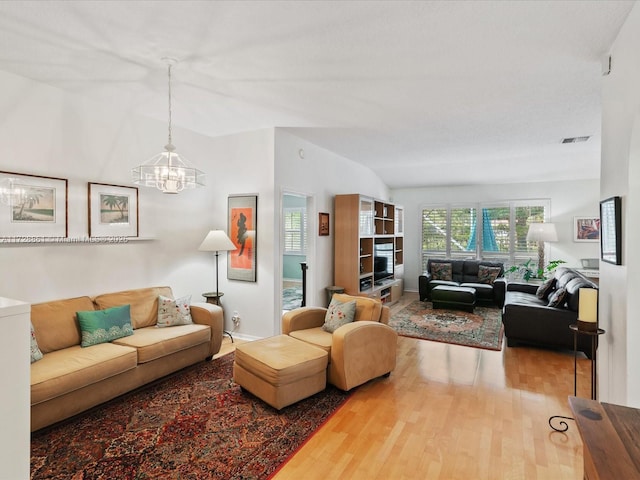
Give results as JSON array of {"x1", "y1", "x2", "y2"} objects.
[{"x1": 282, "y1": 293, "x2": 398, "y2": 391}]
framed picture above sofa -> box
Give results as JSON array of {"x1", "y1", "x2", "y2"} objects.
[
  {"x1": 88, "y1": 182, "x2": 139, "y2": 238},
  {"x1": 0, "y1": 170, "x2": 68, "y2": 239}
]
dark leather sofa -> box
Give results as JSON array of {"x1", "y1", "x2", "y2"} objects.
[
  {"x1": 502, "y1": 267, "x2": 598, "y2": 358},
  {"x1": 419, "y1": 259, "x2": 506, "y2": 307}
]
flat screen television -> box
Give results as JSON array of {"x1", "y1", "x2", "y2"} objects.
[{"x1": 374, "y1": 242, "x2": 394, "y2": 284}]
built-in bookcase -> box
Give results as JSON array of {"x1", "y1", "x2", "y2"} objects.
[{"x1": 334, "y1": 194, "x2": 404, "y2": 304}]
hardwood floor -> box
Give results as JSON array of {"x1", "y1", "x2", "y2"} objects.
[{"x1": 225, "y1": 293, "x2": 592, "y2": 479}]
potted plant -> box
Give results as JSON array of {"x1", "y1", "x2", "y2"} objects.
[
  {"x1": 506, "y1": 259, "x2": 536, "y2": 282},
  {"x1": 537, "y1": 259, "x2": 566, "y2": 280},
  {"x1": 506, "y1": 259, "x2": 566, "y2": 281}
]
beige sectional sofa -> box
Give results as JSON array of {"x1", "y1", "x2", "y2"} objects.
[{"x1": 30, "y1": 286, "x2": 223, "y2": 431}]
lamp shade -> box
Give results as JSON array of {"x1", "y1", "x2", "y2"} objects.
[
  {"x1": 526, "y1": 223, "x2": 558, "y2": 242},
  {"x1": 198, "y1": 230, "x2": 236, "y2": 252}
]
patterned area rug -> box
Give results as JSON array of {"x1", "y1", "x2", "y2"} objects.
[
  {"x1": 282, "y1": 286, "x2": 303, "y2": 310},
  {"x1": 389, "y1": 300, "x2": 504, "y2": 351},
  {"x1": 31, "y1": 352, "x2": 351, "y2": 480}
]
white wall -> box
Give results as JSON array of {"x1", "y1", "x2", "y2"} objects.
[
  {"x1": 274, "y1": 128, "x2": 389, "y2": 329},
  {"x1": 0, "y1": 68, "x2": 393, "y2": 343},
  {"x1": 600, "y1": 2, "x2": 640, "y2": 406},
  {"x1": 391, "y1": 179, "x2": 601, "y2": 292},
  {"x1": 0, "y1": 69, "x2": 276, "y2": 339}
]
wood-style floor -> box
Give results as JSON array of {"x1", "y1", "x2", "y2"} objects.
[{"x1": 221, "y1": 292, "x2": 591, "y2": 480}]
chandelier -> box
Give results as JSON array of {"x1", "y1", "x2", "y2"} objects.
[
  {"x1": 132, "y1": 58, "x2": 205, "y2": 194},
  {"x1": 0, "y1": 177, "x2": 24, "y2": 206}
]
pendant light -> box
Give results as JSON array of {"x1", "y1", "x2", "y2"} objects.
[{"x1": 132, "y1": 58, "x2": 205, "y2": 194}]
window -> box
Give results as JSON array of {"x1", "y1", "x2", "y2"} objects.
[
  {"x1": 422, "y1": 200, "x2": 550, "y2": 269},
  {"x1": 422, "y1": 207, "x2": 447, "y2": 254},
  {"x1": 284, "y1": 208, "x2": 306, "y2": 254},
  {"x1": 450, "y1": 206, "x2": 476, "y2": 256}
]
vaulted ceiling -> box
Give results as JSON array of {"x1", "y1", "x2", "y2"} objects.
[{"x1": 0, "y1": 1, "x2": 634, "y2": 187}]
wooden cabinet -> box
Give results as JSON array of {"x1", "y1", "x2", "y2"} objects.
[
  {"x1": 569, "y1": 396, "x2": 640, "y2": 479},
  {"x1": 334, "y1": 194, "x2": 403, "y2": 304},
  {"x1": 0, "y1": 297, "x2": 30, "y2": 480}
]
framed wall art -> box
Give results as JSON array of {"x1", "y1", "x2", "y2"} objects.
[
  {"x1": 228, "y1": 194, "x2": 257, "y2": 282},
  {"x1": 573, "y1": 216, "x2": 600, "y2": 242},
  {"x1": 319, "y1": 212, "x2": 330, "y2": 236},
  {"x1": 0, "y1": 170, "x2": 68, "y2": 239},
  {"x1": 600, "y1": 196, "x2": 622, "y2": 265},
  {"x1": 88, "y1": 182, "x2": 139, "y2": 238}
]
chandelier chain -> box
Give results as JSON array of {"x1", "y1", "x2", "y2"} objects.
[{"x1": 167, "y1": 63, "x2": 172, "y2": 146}]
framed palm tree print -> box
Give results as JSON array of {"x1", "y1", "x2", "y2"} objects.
[
  {"x1": 0, "y1": 170, "x2": 68, "y2": 239},
  {"x1": 88, "y1": 182, "x2": 139, "y2": 238}
]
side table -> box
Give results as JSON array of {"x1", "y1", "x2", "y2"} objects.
[
  {"x1": 202, "y1": 292, "x2": 234, "y2": 343},
  {"x1": 549, "y1": 324, "x2": 605, "y2": 431},
  {"x1": 202, "y1": 291, "x2": 224, "y2": 306}
]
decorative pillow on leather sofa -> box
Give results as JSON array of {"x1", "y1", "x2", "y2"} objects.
[
  {"x1": 547, "y1": 287, "x2": 567, "y2": 308},
  {"x1": 478, "y1": 265, "x2": 501, "y2": 285},
  {"x1": 77, "y1": 304, "x2": 134, "y2": 347},
  {"x1": 157, "y1": 294, "x2": 193, "y2": 327},
  {"x1": 536, "y1": 277, "x2": 557, "y2": 300},
  {"x1": 322, "y1": 297, "x2": 356, "y2": 333},
  {"x1": 431, "y1": 262, "x2": 453, "y2": 281}
]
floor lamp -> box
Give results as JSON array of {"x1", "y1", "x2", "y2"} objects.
[
  {"x1": 199, "y1": 230, "x2": 236, "y2": 343},
  {"x1": 526, "y1": 223, "x2": 558, "y2": 277},
  {"x1": 198, "y1": 230, "x2": 236, "y2": 302}
]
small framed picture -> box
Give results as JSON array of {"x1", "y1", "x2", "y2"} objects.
[
  {"x1": 0, "y1": 170, "x2": 68, "y2": 239},
  {"x1": 573, "y1": 217, "x2": 600, "y2": 242},
  {"x1": 228, "y1": 194, "x2": 257, "y2": 282},
  {"x1": 319, "y1": 212, "x2": 330, "y2": 236},
  {"x1": 88, "y1": 182, "x2": 139, "y2": 238}
]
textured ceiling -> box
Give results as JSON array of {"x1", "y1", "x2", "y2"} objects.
[{"x1": 0, "y1": 1, "x2": 634, "y2": 188}]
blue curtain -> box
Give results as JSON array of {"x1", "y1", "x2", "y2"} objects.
[{"x1": 467, "y1": 208, "x2": 499, "y2": 251}]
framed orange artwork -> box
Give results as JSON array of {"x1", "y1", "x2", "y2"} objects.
[{"x1": 228, "y1": 194, "x2": 257, "y2": 282}]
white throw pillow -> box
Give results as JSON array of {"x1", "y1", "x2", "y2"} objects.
[
  {"x1": 322, "y1": 297, "x2": 356, "y2": 333},
  {"x1": 157, "y1": 294, "x2": 193, "y2": 327}
]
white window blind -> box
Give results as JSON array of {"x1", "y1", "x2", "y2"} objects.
[
  {"x1": 284, "y1": 208, "x2": 306, "y2": 254},
  {"x1": 421, "y1": 200, "x2": 550, "y2": 269}
]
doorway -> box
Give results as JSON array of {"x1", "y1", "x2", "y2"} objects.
[{"x1": 282, "y1": 192, "x2": 313, "y2": 312}]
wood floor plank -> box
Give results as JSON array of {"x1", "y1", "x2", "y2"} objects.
[{"x1": 265, "y1": 292, "x2": 590, "y2": 479}]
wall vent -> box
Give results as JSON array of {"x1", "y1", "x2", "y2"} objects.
[{"x1": 561, "y1": 136, "x2": 590, "y2": 144}]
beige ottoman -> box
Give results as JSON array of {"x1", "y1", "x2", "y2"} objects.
[{"x1": 233, "y1": 335, "x2": 328, "y2": 410}]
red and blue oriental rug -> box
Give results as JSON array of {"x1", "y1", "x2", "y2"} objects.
[
  {"x1": 31, "y1": 352, "x2": 351, "y2": 480},
  {"x1": 389, "y1": 300, "x2": 504, "y2": 351}
]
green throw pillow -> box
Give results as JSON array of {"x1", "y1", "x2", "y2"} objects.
[
  {"x1": 77, "y1": 304, "x2": 134, "y2": 347},
  {"x1": 322, "y1": 297, "x2": 357, "y2": 333}
]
